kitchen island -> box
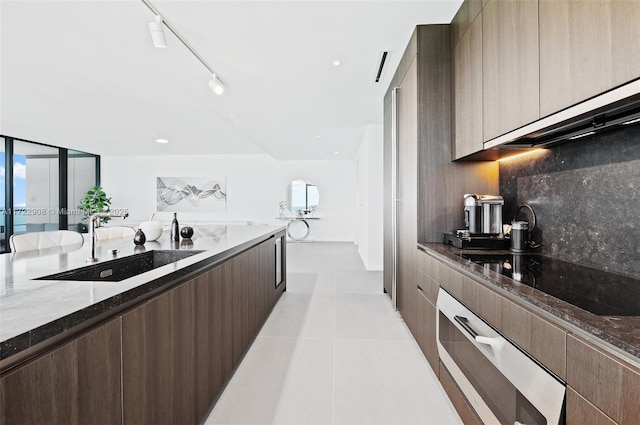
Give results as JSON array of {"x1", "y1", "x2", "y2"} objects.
[{"x1": 0, "y1": 224, "x2": 286, "y2": 425}]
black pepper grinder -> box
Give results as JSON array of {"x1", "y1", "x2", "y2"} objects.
[{"x1": 171, "y1": 213, "x2": 180, "y2": 241}]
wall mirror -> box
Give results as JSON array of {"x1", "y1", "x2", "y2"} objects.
[{"x1": 288, "y1": 180, "x2": 319, "y2": 216}]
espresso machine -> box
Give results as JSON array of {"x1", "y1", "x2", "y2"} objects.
[
  {"x1": 444, "y1": 194, "x2": 510, "y2": 249},
  {"x1": 464, "y1": 194, "x2": 504, "y2": 236}
]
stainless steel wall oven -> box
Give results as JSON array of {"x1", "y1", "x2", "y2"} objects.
[{"x1": 437, "y1": 288, "x2": 566, "y2": 425}]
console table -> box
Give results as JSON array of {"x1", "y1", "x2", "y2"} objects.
[{"x1": 275, "y1": 217, "x2": 320, "y2": 241}]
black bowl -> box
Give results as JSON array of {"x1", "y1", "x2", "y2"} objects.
[{"x1": 180, "y1": 226, "x2": 194, "y2": 239}]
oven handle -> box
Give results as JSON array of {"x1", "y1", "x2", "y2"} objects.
[{"x1": 454, "y1": 315, "x2": 503, "y2": 349}]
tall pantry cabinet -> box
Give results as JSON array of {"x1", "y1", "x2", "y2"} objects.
[{"x1": 382, "y1": 24, "x2": 497, "y2": 375}]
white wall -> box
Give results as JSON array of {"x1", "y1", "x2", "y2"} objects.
[
  {"x1": 101, "y1": 154, "x2": 357, "y2": 242},
  {"x1": 355, "y1": 125, "x2": 384, "y2": 270},
  {"x1": 355, "y1": 136, "x2": 369, "y2": 261}
]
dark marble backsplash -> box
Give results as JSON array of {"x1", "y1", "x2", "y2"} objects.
[{"x1": 499, "y1": 125, "x2": 640, "y2": 277}]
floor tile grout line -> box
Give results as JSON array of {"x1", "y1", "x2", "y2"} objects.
[
  {"x1": 332, "y1": 253, "x2": 337, "y2": 425},
  {"x1": 257, "y1": 334, "x2": 413, "y2": 343},
  {"x1": 257, "y1": 335, "x2": 335, "y2": 341}
]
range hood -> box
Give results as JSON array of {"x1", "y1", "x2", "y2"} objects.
[{"x1": 475, "y1": 79, "x2": 640, "y2": 159}]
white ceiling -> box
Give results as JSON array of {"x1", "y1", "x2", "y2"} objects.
[{"x1": 1, "y1": 0, "x2": 462, "y2": 160}]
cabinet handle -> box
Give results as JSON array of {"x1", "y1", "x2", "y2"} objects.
[
  {"x1": 475, "y1": 336, "x2": 501, "y2": 348},
  {"x1": 454, "y1": 315, "x2": 478, "y2": 338},
  {"x1": 454, "y1": 315, "x2": 503, "y2": 350},
  {"x1": 417, "y1": 284, "x2": 424, "y2": 292}
]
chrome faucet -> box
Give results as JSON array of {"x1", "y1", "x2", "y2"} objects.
[{"x1": 86, "y1": 212, "x2": 129, "y2": 262}]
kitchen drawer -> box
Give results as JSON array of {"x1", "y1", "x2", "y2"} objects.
[
  {"x1": 417, "y1": 249, "x2": 437, "y2": 280},
  {"x1": 417, "y1": 248, "x2": 428, "y2": 275},
  {"x1": 438, "y1": 265, "x2": 460, "y2": 298},
  {"x1": 416, "y1": 288, "x2": 439, "y2": 374},
  {"x1": 418, "y1": 250, "x2": 452, "y2": 290},
  {"x1": 567, "y1": 334, "x2": 640, "y2": 424},
  {"x1": 431, "y1": 260, "x2": 480, "y2": 313},
  {"x1": 498, "y1": 296, "x2": 566, "y2": 379},
  {"x1": 417, "y1": 269, "x2": 439, "y2": 306},
  {"x1": 475, "y1": 283, "x2": 501, "y2": 329},
  {"x1": 566, "y1": 387, "x2": 617, "y2": 425},
  {"x1": 435, "y1": 260, "x2": 452, "y2": 289},
  {"x1": 459, "y1": 272, "x2": 480, "y2": 312}
]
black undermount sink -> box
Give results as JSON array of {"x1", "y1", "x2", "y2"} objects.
[{"x1": 36, "y1": 250, "x2": 205, "y2": 282}]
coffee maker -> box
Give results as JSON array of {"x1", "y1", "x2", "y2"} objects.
[
  {"x1": 443, "y1": 194, "x2": 510, "y2": 249},
  {"x1": 464, "y1": 194, "x2": 504, "y2": 236}
]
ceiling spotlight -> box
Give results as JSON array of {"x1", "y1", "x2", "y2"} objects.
[
  {"x1": 148, "y1": 15, "x2": 167, "y2": 48},
  {"x1": 155, "y1": 138, "x2": 169, "y2": 144},
  {"x1": 208, "y1": 74, "x2": 225, "y2": 95},
  {"x1": 314, "y1": 135, "x2": 323, "y2": 139},
  {"x1": 333, "y1": 60, "x2": 341, "y2": 66}
]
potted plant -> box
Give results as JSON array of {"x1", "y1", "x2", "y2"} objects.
[{"x1": 79, "y1": 186, "x2": 112, "y2": 226}]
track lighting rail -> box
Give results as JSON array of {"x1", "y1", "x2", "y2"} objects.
[{"x1": 141, "y1": 0, "x2": 225, "y2": 89}]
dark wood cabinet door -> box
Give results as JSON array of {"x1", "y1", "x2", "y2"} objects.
[
  {"x1": 417, "y1": 252, "x2": 439, "y2": 305},
  {"x1": 260, "y1": 236, "x2": 277, "y2": 318},
  {"x1": 567, "y1": 334, "x2": 640, "y2": 424},
  {"x1": 539, "y1": 0, "x2": 640, "y2": 116},
  {"x1": 195, "y1": 265, "x2": 233, "y2": 420},
  {"x1": 453, "y1": 12, "x2": 483, "y2": 159},
  {"x1": 566, "y1": 387, "x2": 617, "y2": 425},
  {"x1": 416, "y1": 288, "x2": 438, "y2": 375},
  {"x1": 0, "y1": 318, "x2": 122, "y2": 425},
  {"x1": 383, "y1": 94, "x2": 394, "y2": 298},
  {"x1": 397, "y1": 56, "x2": 419, "y2": 336},
  {"x1": 122, "y1": 282, "x2": 196, "y2": 425},
  {"x1": 482, "y1": 0, "x2": 539, "y2": 141},
  {"x1": 450, "y1": 0, "x2": 484, "y2": 48},
  {"x1": 231, "y1": 250, "x2": 251, "y2": 366},
  {"x1": 248, "y1": 243, "x2": 261, "y2": 339}
]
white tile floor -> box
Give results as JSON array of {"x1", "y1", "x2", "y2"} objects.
[{"x1": 203, "y1": 242, "x2": 462, "y2": 425}]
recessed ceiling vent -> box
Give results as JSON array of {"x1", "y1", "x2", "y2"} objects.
[{"x1": 374, "y1": 51, "x2": 389, "y2": 83}]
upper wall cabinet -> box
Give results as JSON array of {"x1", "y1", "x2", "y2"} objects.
[
  {"x1": 453, "y1": 13, "x2": 483, "y2": 160},
  {"x1": 450, "y1": 0, "x2": 485, "y2": 47},
  {"x1": 482, "y1": 0, "x2": 539, "y2": 141},
  {"x1": 539, "y1": 0, "x2": 640, "y2": 117}
]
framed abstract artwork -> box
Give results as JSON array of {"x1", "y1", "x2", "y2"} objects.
[{"x1": 157, "y1": 177, "x2": 227, "y2": 212}]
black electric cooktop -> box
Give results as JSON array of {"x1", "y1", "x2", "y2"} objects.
[{"x1": 458, "y1": 253, "x2": 640, "y2": 317}]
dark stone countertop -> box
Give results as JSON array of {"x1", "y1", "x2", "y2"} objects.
[
  {"x1": 1, "y1": 225, "x2": 285, "y2": 365},
  {"x1": 418, "y1": 243, "x2": 640, "y2": 366}
]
